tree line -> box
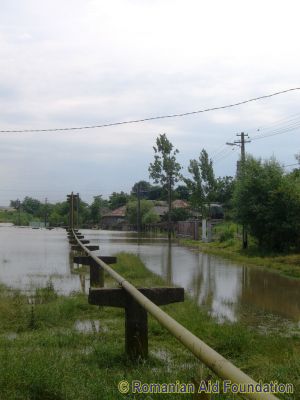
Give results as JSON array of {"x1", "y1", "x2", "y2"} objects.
[{"x1": 8, "y1": 133, "x2": 300, "y2": 253}]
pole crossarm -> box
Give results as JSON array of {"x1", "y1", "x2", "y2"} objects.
[{"x1": 69, "y1": 228, "x2": 279, "y2": 400}]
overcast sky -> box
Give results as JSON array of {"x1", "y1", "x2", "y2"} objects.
[{"x1": 0, "y1": 0, "x2": 299, "y2": 205}]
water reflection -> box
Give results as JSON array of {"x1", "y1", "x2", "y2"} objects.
[
  {"x1": 0, "y1": 227, "x2": 299, "y2": 330},
  {"x1": 81, "y1": 230, "x2": 300, "y2": 327},
  {"x1": 0, "y1": 226, "x2": 82, "y2": 293}
]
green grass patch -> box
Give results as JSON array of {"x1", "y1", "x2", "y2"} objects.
[
  {"x1": 182, "y1": 222, "x2": 300, "y2": 279},
  {"x1": 0, "y1": 253, "x2": 299, "y2": 399}
]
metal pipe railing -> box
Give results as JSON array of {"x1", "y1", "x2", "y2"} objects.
[{"x1": 71, "y1": 229, "x2": 279, "y2": 400}]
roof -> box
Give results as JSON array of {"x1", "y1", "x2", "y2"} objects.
[
  {"x1": 172, "y1": 200, "x2": 189, "y2": 209},
  {"x1": 153, "y1": 205, "x2": 168, "y2": 216},
  {"x1": 102, "y1": 205, "x2": 126, "y2": 218}
]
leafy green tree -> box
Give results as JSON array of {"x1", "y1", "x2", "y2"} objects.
[
  {"x1": 148, "y1": 133, "x2": 182, "y2": 237},
  {"x1": 147, "y1": 185, "x2": 165, "y2": 200},
  {"x1": 126, "y1": 200, "x2": 154, "y2": 227},
  {"x1": 162, "y1": 207, "x2": 191, "y2": 222},
  {"x1": 213, "y1": 176, "x2": 235, "y2": 212},
  {"x1": 185, "y1": 149, "x2": 216, "y2": 214},
  {"x1": 21, "y1": 197, "x2": 42, "y2": 216},
  {"x1": 12, "y1": 211, "x2": 32, "y2": 226},
  {"x1": 49, "y1": 201, "x2": 70, "y2": 226},
  {"x1": 90, "y1": 195, "x2": 109, "y2": 224},
  {"x1": 131, "y1": 181, "x2": 152, "y2": 197},
  {"x1": 48, "y1": 211, "x2": 64, "y2": 226},
  {"x1": 142, "y1": 209, "x2": 160, "y2": 225},
  {"x1": 173, "y1": 185, "x2": 190, "y2": 200},
  {"x1": 109, "y1": 191, "x2": 129, "y2": 210},
  {"x1": 233, "y1": 156, "x2": 300, "y2": 251}
]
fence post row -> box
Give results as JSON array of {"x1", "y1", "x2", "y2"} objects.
[
  {"x1": 68, "y1": 229, "x2": 184, "y2": 359},
  {"x1": 66, "y1": 194, "x2": 279, "y2": 400}
]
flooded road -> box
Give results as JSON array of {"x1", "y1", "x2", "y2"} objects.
[{"x1": 0, "y1": 226, "x2": 299, "y2": 330}]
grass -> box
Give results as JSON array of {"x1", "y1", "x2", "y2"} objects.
[
  {"x1": 0, "y1": 253, "x2": 299, "y2": 399},
  {"x1": 180, "y1": 222, "x2": 300, "y2": 279}
]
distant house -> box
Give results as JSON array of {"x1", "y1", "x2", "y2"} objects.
[
  {"x1": 172, "y1": 199, "x2": 189, "y2": 209},
  {"x1": 152, "y1": 200, "x2": 190, "y2": 219},
  {"x1": 101, "y1": 206, "x2": 127, "y2": 229},
  {"x1": 0, "y1": 206, "x2": 16, "y2": 213}
]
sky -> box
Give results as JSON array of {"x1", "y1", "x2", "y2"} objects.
[{"x1": 0, "y1": 0, "x2": 300, "y2": 205}]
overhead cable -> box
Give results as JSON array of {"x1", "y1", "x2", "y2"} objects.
[{"x1": 0, "y1": 87, "x2": 299, "y2": 133}]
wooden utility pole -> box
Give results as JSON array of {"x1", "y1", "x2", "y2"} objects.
[
  {"x1": 67, "y1": 192, "x2": 76, "y2": 230},
  {"x1": 226, "y1": 132, "x2": 251, "y2": 249},
  {"x1": 76, "y1": 193, "x2": 79, "y2": 229},
  {"x1": 44, "y1": 197, "x2": 48, "y2": 228}
]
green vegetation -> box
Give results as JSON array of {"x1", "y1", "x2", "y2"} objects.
[
  {"x1": 0, "y1": 253, "x2": 299, "y2": 399},
  {"x1": 185, "y1": 148, "x2": 216, "y2": 213},
  {"x1": 149, "y1": 133, "x2": 183, "y2": 238},
  {"x1": 181, "y1": 222, "x2": 300, "y2": 278},
  {"x1": 126, "y1": 199, "x2": 158, "y2": 227},
  {"x1": 233, "y1": 156, "x2": 300, "y2": 252}
]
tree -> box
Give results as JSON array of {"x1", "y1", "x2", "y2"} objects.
[
  {"x1": 131, "y1": 181, "x2": 151, "y2": 197},
  {"x1": 162, "y1": 207, "x2": 191, "y2": 222},
  {"x1": 185, "y1": 149, "x2": 216, "y2": 214},
  {"x1": 233, "y1": 156, "x2": 300, "y2": 251},
  {"x1": 126, "y1": 200, "x2": 155, "y2": 228},
  {"x1": 173, "y1": 185, "x2": 190, "y2": 200},
  {"x1": 213, "y1": 176, "x2": 235, "y2": 211},
  {"x1": 148, "y1": 134, "x2": 182, "y2": 238},
  {"x1": 21, "y1": 197, "x2": 42, "y2": 216},
  {"x1": 90, "y1": 195, "x2": 109, "y2": 224},
  {"x1": 109, "y1": 191, "x2": 129, "y2": 210}
]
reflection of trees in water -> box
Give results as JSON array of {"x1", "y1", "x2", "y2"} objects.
[
  {"x1": 238, "y1": 267, "x2": 300, "y2": 320},
  {"x1": 188, "y1": 254, "x2": 241, "y2": 322},
  {"x1": 160, "y1": 241, "x2": 173, "y2": 286},
  {"x1": 189, "y1": 253, "x2": 215, "y2": 309}
]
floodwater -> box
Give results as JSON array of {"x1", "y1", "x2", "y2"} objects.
[{"x1": 0, "y1": 226, "x2": 299, "y2": 331}]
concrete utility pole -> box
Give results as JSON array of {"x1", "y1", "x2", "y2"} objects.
[
  {"x1": 136, "y1": 183, "x2": 141, "y2": 234},
  {"x1": 226, "y1": 132, "x2": 251, "y2": 249}
]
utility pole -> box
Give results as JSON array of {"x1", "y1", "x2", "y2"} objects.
[
  {"x1": 44, "y1": 197, "x2": 48, "y2": 228},
  {"x1": 137, "y1": 183, "x2": 141, "y2": 234},
  {"x1": 167, "y1": 175, "x2": 172, "y2": 240},
  {"x1": 67, "y1": 192, "x2": 75, "y2": 230},
  {"x1": 226, "y1": 132, "x2": 251, "y2": 249},
  {"x1": 76, "y1": 193, "x2": 79, "y2": 229},
  {"x1": 16, "y1": 199, "x2": 21, "y2": 226}
]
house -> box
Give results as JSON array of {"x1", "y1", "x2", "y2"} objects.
[
  {"x1": 152, "y1": 200, "x2": 190, "y2": 219},
  {"x1": 172, "y1": 199, "x2": 189, "y2": 209},
  {"x1": 100, "y1": 206, "x2": 127, "y2": 229},
  {"x1": 0, "y1": 206, "x2": 16, "y2": 213}
]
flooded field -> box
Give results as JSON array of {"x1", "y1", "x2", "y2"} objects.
[{"x1": 0, "y1": 226, "x2": 299, "y2": 332}]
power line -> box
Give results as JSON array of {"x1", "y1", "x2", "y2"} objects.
[
  {"x1": 251, "y1": 123, "x2": 300, "y2": 141},
  {"x1": 247, "y1": 112, "x2": 300, "y2": 135},
  {"x1": 283, "y1": 162, "x2": 299, "y2": 168},
  {"x1": 0, "y1": 87, "x2": 299, "y2": 133}
]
